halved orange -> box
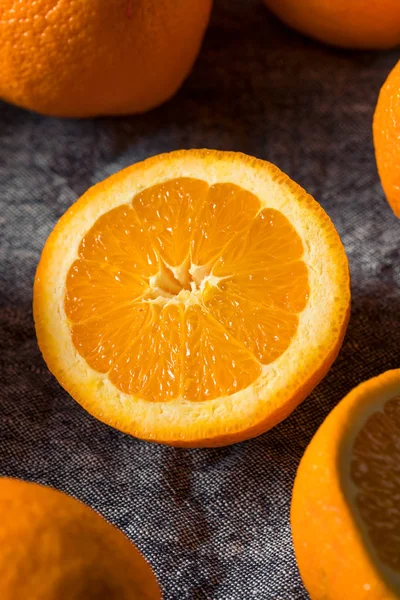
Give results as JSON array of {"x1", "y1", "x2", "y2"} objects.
[
  {"x1": 291, "y1": 369, "x2": 400, "y2": 600},
  {"x1": 34, "y1": 150, "x2": 350, "y2": 447}
]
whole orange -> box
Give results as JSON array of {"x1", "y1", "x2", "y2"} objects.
[
  {"x1": 264, "y1": 0, "x2": 400, "y2": 49},
  {"x1": 0, "y1": 477, "x2": 161, "y2": 599},
  {"x1": 373, "y1": 60, "x2": 400, "y2": 218},
  {"x1": 0, "y1": 0, "x2": 212, "y2": 117}
]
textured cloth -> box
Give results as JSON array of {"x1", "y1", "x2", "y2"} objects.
[{"x1": 1, "y1": 1, "x2": 399, "y2": 598}]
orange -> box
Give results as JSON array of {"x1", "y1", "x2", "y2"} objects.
[
  {"x1": 373, "y1": 60, "x2": 400, "y2": 219},
  {"x1": 0, "y1": 0, "x2": 212, "y2": 117},
  {"x1": 264, "y1": 0, "x2": 400, "y2": 49},
  {"x1": 34, "y1": 149, "x2": 350, "y2": 447},
  {"x1": 291, "y1": 369, "x2": 400, "y2": 600},
  {"x1": 0, "y1": 477, "x2": 161, "y2": 599}
]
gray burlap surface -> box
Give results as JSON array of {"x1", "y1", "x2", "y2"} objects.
[{"x1": 1, "y1": 1, "x2": 399, "y2": 598}]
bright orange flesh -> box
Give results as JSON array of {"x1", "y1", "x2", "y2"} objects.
[
  {"x1": 65, "y1": 177, "x2": 309, "y2": 403},
  {"x1": 351, "y1": 395, "x2": 400, "y2": 575},
  {"x1": 291, "y1": 370, "x2": 400, "y2": 600}
]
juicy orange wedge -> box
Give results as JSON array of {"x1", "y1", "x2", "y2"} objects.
[
  {"x1": 34, "y1": 150, "x2": 350, "y2": 446},
  {"x1": 291, "y1": 369, "x2": 400, "y2": 600}
]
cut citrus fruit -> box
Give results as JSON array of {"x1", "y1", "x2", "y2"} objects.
[
  {"x1": 373, "y1": 60, "x2": 400, "y2": 218},
  {"x1": 0, "y1": 478, "x2": 161, "y2": 599},
  {"x1": 34, "y1": 150, "x2": 350, "y2": 446},
  {"x1": 291, "y1": 369, "x2": 400, "y2": 600}
]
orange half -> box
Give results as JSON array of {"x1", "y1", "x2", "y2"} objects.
[
  {"x1": 292, "y1": 370, "x2": 400, "y2": 599},
  {"x1": 34, "y1": 150, "x2": 350, "y2": 446}
]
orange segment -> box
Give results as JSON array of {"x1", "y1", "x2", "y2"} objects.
[
  {"x1": 213, "y1": 208, "x2": 305, "y2": 277},
  {"x1": 215, "y1": 263, "x2": 309, "y2": 312},
  {"x1": 108, "y1": 303, "x2": 184, "y2": 402},
  {"x1": 191, "y1": 183, "x2": 261, "y2": 267},
  {"x1": 65, "y1": 260, "x2": 149, "y2": 323},
  {"x1": 133, "y1": 178, "x2": 208, "y2": 267},
  {"x1": 205, "y1": 290, "x2": 299, "y2": 364},
  {"x1": 78, "y1": 204, "x2": 159, "y2": 275},
  {"x1": 182, "y1": 305, "x2": 261, "y2": 401},
  {"x1": 291, "y1": 370, "x2": 400, "y2": 600},
  {"x1": 71, "y1": 304, "x2": 153, "y2": 375},
  {"x1": 351, "y1": 394, "x2": 400, "y2": 575},
  {"x1": 34, "y1": 150, "x2": 350, "y2": 446}
]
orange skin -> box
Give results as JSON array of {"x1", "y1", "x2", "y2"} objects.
[
  {"x1": 373, "y1": 60, "x2": 400, "y2": 219},
  {"x1": 264, "y1": 0, "x2": 400, "y2": 49},
  {"x1": 291, "y1": 370, "x2": 400, "y2": 600},
  {"x1": 0, "y1": 478, "x2": 161, "y2": 599},
  {"x1": 0, "y1": 0, "x2": 212, "y2": 117}
]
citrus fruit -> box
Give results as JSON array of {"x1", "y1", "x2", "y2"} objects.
[
  {"x1": 34, "y1": 149, "x2": 350, "y2": 447},
  {"x1": 263, "y1": 0, "x2": 400, "y2": 49},
  {"x1": 291, "y1": 369, "x2": 400, "y2": 600},
  {"x1": 0, "y1": 0, "x2": 212, "y2": 117},
  {"x1": 0, "y1": 477, "x2": 161, "y2": 599},
  {"x1": 373, "y1": 60, "x2": 400, "y2": 219}
]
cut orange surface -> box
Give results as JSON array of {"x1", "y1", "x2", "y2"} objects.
[
  {"x1": 373, "y1": 60, "x2": 400, "y2": 219},
  {"x1": 291, "y1": 369, "x2": 400, "y2": 600},
  {"x1": 34, "y1": 150, "x2": 350, "y2": 446}
]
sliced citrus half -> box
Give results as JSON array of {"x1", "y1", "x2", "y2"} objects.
[
  {"x1": 291, "y1": 369, "x2": 400, "y2": 600},
  {"x1": 34, "y1": 150, "x2": 350, "y2": 447}
]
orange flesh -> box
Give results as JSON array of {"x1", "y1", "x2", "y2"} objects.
[
  {"x1": 351, "y1": 396, "x2": 400, "y2": 573},
  {"x1": 65, "y1": 178, "x2": 309, "y2": 402}
]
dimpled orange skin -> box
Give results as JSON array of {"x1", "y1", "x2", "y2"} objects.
[
  {"x1": 291, "y1": 370, "x2": 400, "y2": 600},
  {"x1": 264, "y1": 0, "x2": 400, "y2": 49},
  {"x1": 0, "y1": 478, "x2": 161, "y2": 600},
  {"x1": 373, "y1": 61, "x2": 400, "y2": 219},
  {"x1": 0, "y1": 0, "x2": 212, "y2": 118}
]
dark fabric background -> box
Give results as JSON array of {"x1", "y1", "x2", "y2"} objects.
[{"x1": 1, "y1": 1, "x2": 399, "y2": 598}]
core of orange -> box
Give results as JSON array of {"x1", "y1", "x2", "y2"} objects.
[
  {"x1": 0, "y1": 0, "x2": 212, "y2": 117},
  {"x1": 291, "y1": 369, "x2": 400, "y2": 600},
  {"x1": 34, "y1": 150, "x2": 350, "y2": 447},
  {"x1": 373, "y1": 60, "x2": 400, "y2": 219},
  {"x1": 0, "y1": 477, "x2": 161, "y2": 599},
  {"x1": 264, "y1": 0, "x2": 400, "y2": 49}
]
